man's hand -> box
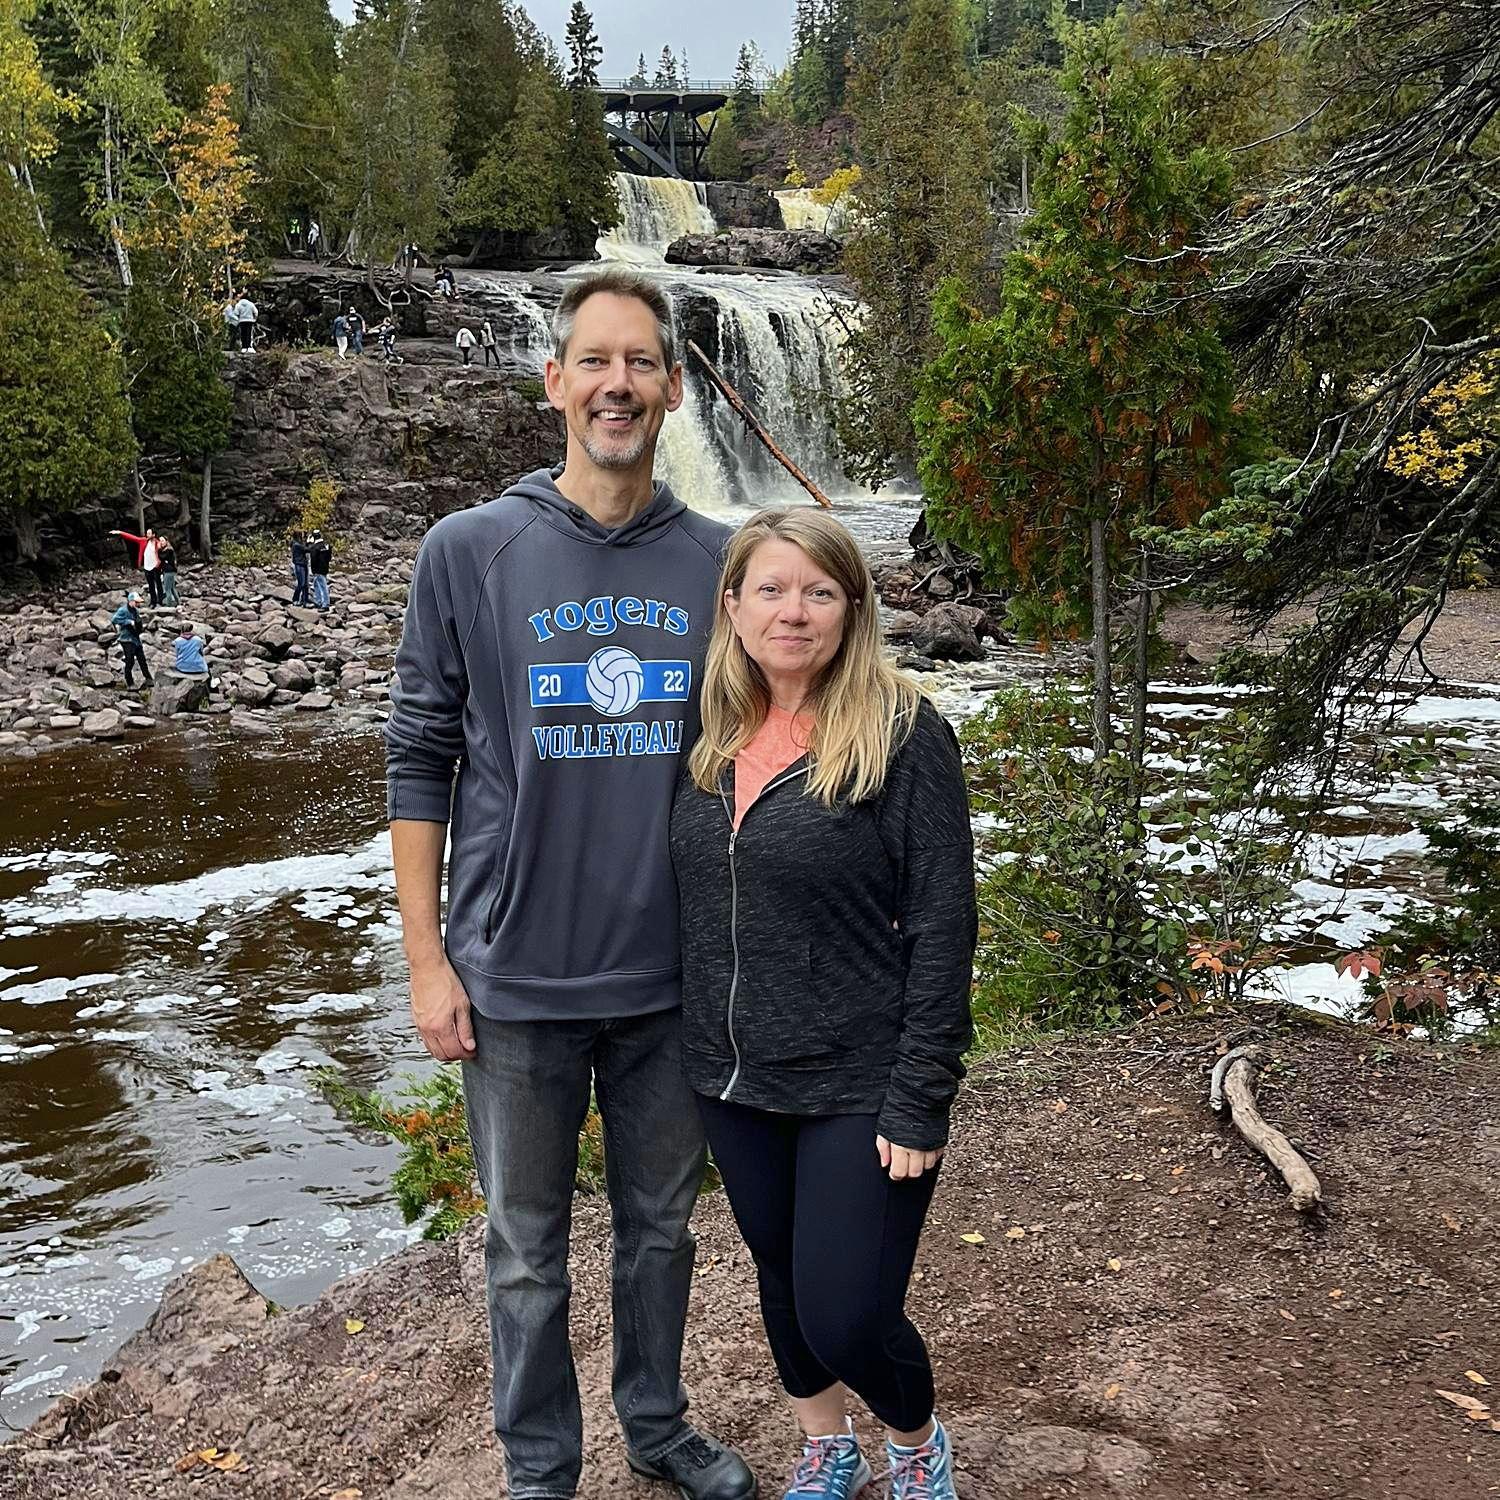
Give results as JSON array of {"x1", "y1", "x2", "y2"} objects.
[
  {"x1": 876, "y1": 1135, "x2": 944, "y2": 1182},
  {"x1": 410, "y1": 958, "x2": 476, "y2": 1061}
]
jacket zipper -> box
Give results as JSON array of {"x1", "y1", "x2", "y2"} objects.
[{"x1": 717, "y1": 763, "x2": 810, "y2": 1103}]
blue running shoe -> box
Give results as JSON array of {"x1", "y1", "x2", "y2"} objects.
[
  {"x1": 886, "y1": 1418, "x2": 958, "y2": 1500},
  {"x1": 783, "y1": 1425, "x2": 873, "y2": 1499}
]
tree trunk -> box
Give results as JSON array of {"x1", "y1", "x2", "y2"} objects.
[
  {"x1": 102, "y1": 102, "x2": 133, "y2": 288},
  {"x1": 199, "y1": 455, "x2": 213, "y2": 560},
  {"x1": 1129, "y1": 549, "x2": 1152, "y2": 810},
  {"x1": 1090, "y1": 513, "x2": 1111, "y2": 764},
  {"x1": 13, "y1": 508, "x2": 41, "y2": 562},
  {"x1": 131, "y1": 457, "x2": 146, "y2": 533}
]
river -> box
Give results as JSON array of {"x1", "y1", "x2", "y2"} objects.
[{"x1": 3, "y1": 177, "x2": 1498, "y2": 1428}]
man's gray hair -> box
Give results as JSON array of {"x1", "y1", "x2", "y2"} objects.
[{"x1": 551, "y1": 268, "x2": 677, "y2": 371}]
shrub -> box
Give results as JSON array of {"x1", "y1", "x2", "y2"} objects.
[{"x1": 218, "y1": 532, "x2": 283, "y2": 568}]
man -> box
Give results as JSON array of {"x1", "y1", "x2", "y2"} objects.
[
  {"x1": 111, "y1": 590, "x2": 151, "y2": 689},
  {"x1": 348, "y1": 307, "x2": 365, "y2": 356},
  {"x1": 233, "y1": 293, "x2": 258, "y2": 352},
  {"x1": 384, "y1": 267, "x2": 754, "y2": 1500},
  {"x1": 333, "y1": 310, "x2": 349, "y2": 359},
  {"x1": 308, "y1": 531, "x2": 333, "y2": 610},
  {"x1": 307, "y1": 217, "x2": 321, "y2": 261},
  {"x1": 290, "y1": 531, "x2": 310, "y2": 607},
  {"x1": 480, "y1": 318, "x2": 499, "y2": 368},
  {"x1": 223, "y1": 298, "x2": 240, "y2": 350}
]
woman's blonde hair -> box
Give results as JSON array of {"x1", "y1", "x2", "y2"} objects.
[{"x1": 689, "y1": 508, "x2": 923, "y2": 806}]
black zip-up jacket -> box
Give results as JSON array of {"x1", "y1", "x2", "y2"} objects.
[{"x1": 669, "y1": 697, "x2": 977, "y2": 1150}]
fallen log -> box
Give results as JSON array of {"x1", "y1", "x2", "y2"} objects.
[
  {"x1": 686, "y1": 339, "x2": 832, "y2": 509},
  {"x1": 1210, "y1": 1044, "x2": 1323, "y2": 1214}
]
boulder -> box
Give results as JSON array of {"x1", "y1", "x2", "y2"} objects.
[
  {"x1": 150, "y1": 673, "x2": 212, "y2": 717},
  {"x1": 229, "y1": 711, "x2": 276, "y2": 738},
  {"x1": 271, "y1": 659, "x2": 316, "y2": 693},
  {"x1": 665, "y1": 228, "x2": 843, "y2": 274},
  {"x1": 910, "y1": 602, "x2": 987, "y2": 662},
  {"x1": 295, "y1": 692, "x2": 334, "y2": 711},
  {"x1": 255, "y1": 623, "x2": 297, "y2": 662},
  {"x1": 47, "y1": 713, "x2": 81, "y2": 729},
  {"x1": 703, "y1": 182, "x2": 783, "y2": 229},
  {"x1": 81, "y1": 708, "x2": 125, "y2": 740}
]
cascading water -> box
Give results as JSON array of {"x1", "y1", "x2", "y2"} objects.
[{"x1": 597, "y1": 174, "x2": 716, "y2": 264}]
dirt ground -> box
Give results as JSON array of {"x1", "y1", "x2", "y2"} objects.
[
  {"x1": 2, "y1": 1007, "x2": 1496, "y2": 1500},
  {"x1": 1161, "y1": 589, "x2": 1500, "y2": 684}
]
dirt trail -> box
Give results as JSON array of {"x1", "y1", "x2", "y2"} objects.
[{"x1": 3, "y1": 1008, "x2": 1496, "y2": 1499}]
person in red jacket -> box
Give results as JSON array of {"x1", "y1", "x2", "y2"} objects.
[{"x1": 109, "y1": 527, "x2": 164, "y2": 607}]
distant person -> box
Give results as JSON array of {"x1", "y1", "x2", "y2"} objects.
[
  {"x1": 333, "y1": 311, "x2": 349, "y2": 359},
  {"x1": 455, "y1": 325, "x2": 476, "y2": 365},
  {"x1": 377, "y1": 319, "x2": 402, "y2": 364},
  {"x1": 308, "y1": 218, "x2": 321, "y2": 261},
  {"x1": 111, "y1": 591, "x2": 151, "y2": 689},
  {"x1": 173, "y1": 622, "x2": 209, "y2": 683},
  {"x1": 158, "y1": 534, "x2": 178, "y2": 606},
  {"x1": 290, "y1": 530, "x2": 310, "y2": 607},
  {"x1": 109, "y1": 526, "x2": 163, "y2": 607},
  {"x1": 348, "y1": 307, "x2": 365, "y2": 355},
  {"x1": 233, "y1": 294, "x2": 258, "y2": 352},
  {"x1": 223, "y1": 298, "x2": 240, "y2": 349},
  {"x1": 436, "y1": 266, "x2": 456, "y2": 299},
  {"x1": 309, "y1": 531, "x2": 333, "y2": 610},
  {"x1": 480, "y1": 319, "x2": 498, "y2": 368}
]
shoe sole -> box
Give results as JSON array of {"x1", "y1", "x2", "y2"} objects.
[{"x1": 626, "y1": 1456, "x2": 758, "y2": 1500}]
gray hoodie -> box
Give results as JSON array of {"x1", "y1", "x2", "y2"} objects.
[{"x1": 384, "y1": 467, "x2": 732, "y2": 1021}]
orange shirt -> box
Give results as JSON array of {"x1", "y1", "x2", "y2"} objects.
[{"x1": 733, "y1": 706, "x2": 813, "y2": 830}]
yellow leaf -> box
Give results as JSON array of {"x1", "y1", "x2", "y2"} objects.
[
  {"x1": 1436, "y1": 1390, "x2": 1491, "y2": 1416},
  {"x1": 1107, "y1": 1257, "x2": 1122, "y2": 1272},
  {"x1": 1052, "y1": 1099, "x2": 1067, "y2": 1114},
  {"x1": 1104, "y1": 1382, "x2": 1121, "y2": 1400},
  {"x1": 205, "y1": 1452, "x2": 245, "y2": 1472},
  {"x1": 1005, "y1": 1227, "x2": 1026, "y2": 1241},
  {"x1": 960, "y1": 1232, "x2": 986, "y2": 1245},
  {"x1": 1467, "y1": 1371, "x2": 1491, "y2": 1386},
  {"x1": 1170, "y1": 1165, "x2": 1186, "y2": 1176},
  {"x1": 1328, "y1": 1288, "x2": 1343, "y2": 1299},
  {"x1": 345, "y1": 1318, "x2": 366, "y2": 1335},
  {"x1": 1279, "y1": 1309, "x2": 1297, "y2": 1322},
  {"x1": 331, "y1": 1490, "x2": 364, "y2": 1500}
]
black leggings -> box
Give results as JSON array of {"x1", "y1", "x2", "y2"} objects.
[{"x1": 696, "y1": 1095, "x2": 938, "y2": 1432}]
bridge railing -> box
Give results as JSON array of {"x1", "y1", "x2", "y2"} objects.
[{"x1": 595, "y1": 78, "x2": 766, "y2": 95}]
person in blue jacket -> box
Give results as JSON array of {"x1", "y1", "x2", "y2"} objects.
[{"x1": 111, "y1": 591, "x2": 151, "y2": 689}]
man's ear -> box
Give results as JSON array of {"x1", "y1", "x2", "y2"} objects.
[{"x1": 544, "y1": 356, "x2": 567, "y2": 412}]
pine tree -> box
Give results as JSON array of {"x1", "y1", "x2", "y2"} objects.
[
  {"x1": 731, "y1": 42, "x2": 760, "y2": 118},
  {"x1": 653, "y1": 45, "x2": 677, "y2": 88},
  {"x1": 564, "y1": 1, "x2": 602, "y2": 91},
  {"x1": 453, "y1": 65, "x2": 563, "y2": 233},
  {"x1": 0, "y1": 170, "x2": 134, "y2": 560},
  {"x1": 678, "y1": 48, "x2": 690, "y2": 86},
  {"x1": 415, "y1": 0, "x2": 527, "y2": 185},
  {"x1": 630, "y1": 51, "x2": 648, "y2": 87}
]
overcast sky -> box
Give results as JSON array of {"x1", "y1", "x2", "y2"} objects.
[{"x1": 327, "y1": 1, "x2": 793, "y2": 79}]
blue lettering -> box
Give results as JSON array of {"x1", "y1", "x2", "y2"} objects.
[
  {"x1": 616, "y1": 595, "x2": 644, "y2": 626},
  {"x1": 554, "y1": 601, "x2": 585, "y2": 631},
  {"x1": 584, "y1": 596, "x2": 618, "y2": 635},
  {"x1": 528, "y1": 609, "x2": 554, "y2": 643},
  {"x1": 663, "y1": 606, "x2": 689, "y2": 636},
  {"x1": 643, "y1": 599, "x2": 665, "y2": 628},
  {"x1": 647, "y1": 721, "x2": 667, "y2": 754}
]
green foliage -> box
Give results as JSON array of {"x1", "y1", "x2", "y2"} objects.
[
  {"x1": 453, "y1": 67, "x2": 561, "y2": 234},
  {"x1": 839, "y1": 0, "x2": 994, "y2": 486},
  {"x1": 0, "y1": 170, "x2": 133, "y2": 558},
  {"x1": 564, "y1": 1, "x2": 601, "y2": 90},
  {"x1": 217, "y1": 531, "x2": 282, "y2": 567},
  {"x1": 1358, "y1": 799, "x2": 1500, "y2": 1039},
  {"x1": 705, "y1": 104, "x2": 746, "y2": 181},
  {"x1": 914, "y1": 18, "x2": 1238, "y2": 639},
  {"x1": 314, "y1": 1065, "x2": 606, "y2": 1241},
  {"x1": 961, "y1": 683, "x2": 1305, "y2": 1031},
  {"x1": 300, "y1": 474, "x2": 338, "y2": 537}
]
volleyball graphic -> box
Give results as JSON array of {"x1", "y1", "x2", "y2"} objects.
[{"x1": 585, "y1": 646, "x2": 645, "y2": 716}]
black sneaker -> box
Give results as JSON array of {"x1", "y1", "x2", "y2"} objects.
[{"x1": 628, "y1": 1428, "x2": 757, "y2": 1500}]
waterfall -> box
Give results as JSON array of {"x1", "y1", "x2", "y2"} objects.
[
  {"x1": 598, "y1": 174, "x2": 716, "y2": 265},
  {"x1": 774, "y1": 188, "x2": 830, "y2": 233},
  {"x1": 465, "y1": 175, "x2": 864, "y2": 517}
]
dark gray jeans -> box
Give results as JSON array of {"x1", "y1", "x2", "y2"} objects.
[{"x1": 462, "y1": 1006, "x2": 707, "y2": 1499}]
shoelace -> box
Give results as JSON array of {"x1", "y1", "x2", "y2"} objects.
[
  {"x1": 888, "y1": 1440, "x2": 941, "y2": 1500},
  {"x1": 662, "y1": 1432, "x2": 720, "y2": 1472},
  {"x1": 789, "y1": 1435, "x2": 854, "y2": 1493}
]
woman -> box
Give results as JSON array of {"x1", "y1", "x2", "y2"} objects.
[
  {"x1": 157, "y1": 534, "x2": 178, "y2": 606},
  {"x1": 671, "y1": 509, "x2": 976, "y2": 1500},
  {"x1": 108, "y1": 526, "x2": 162, "y2": 607}
]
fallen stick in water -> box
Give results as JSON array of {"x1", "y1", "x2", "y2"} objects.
[
  {"x1": 1210, "y1": 1044, "x2": 1323, "y2": 1213},
  {"x1": 686, "y1": 339, "x2": 832, "y2": 509}
]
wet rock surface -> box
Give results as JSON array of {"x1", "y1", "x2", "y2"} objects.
[{"x1": 666, "y1": 228, "x2": 843, "y2": 273}]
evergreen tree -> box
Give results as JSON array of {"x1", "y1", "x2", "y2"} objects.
[
  {"x1": 630, "y1": 51, "x2": 648, "y2": 87},
  {"x1": 0, "y1": 0, "x2": 78, "y2": 234},
  {"x1": 731, "y1": 41, "x2": 760, "y2": 118},
  {"x1": 0, "y1": 170, "x2": 133, "y2": 560},
  {"x1": 913, "y1": 18, "x2": 1236, "y2": 756},
  {"x1": 453, "y1": 64, "x2": 563, "y2": 234},
  {"x1": 564, "y1": 1, "x2": 602, "y2": 91},
  {"x1": 704, "y1": 105, "x2": 745, "y2": 179},
  {"x1": 416, "y1": 0, "x2": 528, "y2": 185},
  {"x1": 337, "y1": 0, "x2": 453, "y2": 269},
  {"x1": 213, "y1": 0, "x2": 341, "y2": 250},
  {"x1": 837, "y1": 0, "x2": 993, "y2": 484},
  {"x1": 678, "y1": 48, "x2": 689, "y2": 86},
  {"x1": 653, "y1": 45, "x2": 677, "y2": 88}
]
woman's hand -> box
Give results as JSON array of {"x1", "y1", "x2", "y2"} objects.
[{"x1": 876, "y1": 1135, "x2": 944, "y2": 1181}]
